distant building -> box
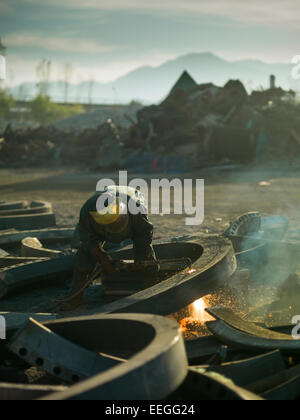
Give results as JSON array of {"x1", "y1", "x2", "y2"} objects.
[{"x1": 251, "y1": 74, "x2": 296, "y2": 106}]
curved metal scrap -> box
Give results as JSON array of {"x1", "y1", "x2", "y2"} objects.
[
  {"x1": 225, "y1": 213, "x2": 289, "y2": 255},
  {"x1": 206, "y1": 306, "x2": 300, "y2": 353},
  {"x1": 0, "y1": 255, "x2": 75, "y2": 299},
  {"x1": 0, "y1": 312, "x2": 58, "y2": 359},
  {"x1": 0, "y1": 249, "x2": 9, "y2": 257},
  {"x1": 224, "y1": 212, "x2": 261, "y2": 239},
  {"x1": 1, "y1": 312, "x2": 57, "y2": 333},
  {"x1": 0, "y1": 228, "x2": 74, "y2": 250},
  {"x1": 0, "y1": 212, "x2": 56, "y2": 231},
  {"x1": 247, "y1": 363, "x2": 300, "y2": 400},
  {"x1": 185, "y1": 335, "x2": 224, "y2": 364},
  {"x1": 87, "y1": 236, "x2": 236, "y2": 317},
  {"x1": 0, "y1": 256, "x2": 47, "y2": 269},
  {"x1": 235, "y1": 243, "x2": 266, "y2": 268},
  {"x1": 0, "y1": 201, "x2": 28, "y2": 212},
  {"x1": 195, "y1": 350, "x2": 285, "y2": 387},
  {"x1": 261, "y1": 374, "x2": 300, "y2": 401},
  {"x1": 37, "y1": 314, "x2": 188, "y2": 400},
  {"x1": 21, "y1": 237, "x2": 63, "y2": 259},
  {"x1": 0, "y1": 201, "x2": 52, "y2": 216},
  {"x1": 8, "y1": 318, "x2": 119, "y2": 384},
  {"x1": 170, "y1": 368, "x2": 263, "y2": 401},
  {"x1": 0, "y1": 383, "x2": 67, "y2": 401}
]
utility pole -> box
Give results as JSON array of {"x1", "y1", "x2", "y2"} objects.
[
  {"x1": 36, "y1": 59, "x2": 52, "y2": 96},
  {"x1": 88, "y1": 77, "x2": 94, "y2": 104},
  {"x1": 0, "y1": 38, "x2": 6, "y2": 55},
  {"x1": 63, "y1": 62, "x2": 74, "y2": 103},
  {"x1": 0, "y1": 38, "x2": 7, "y2": 84}
]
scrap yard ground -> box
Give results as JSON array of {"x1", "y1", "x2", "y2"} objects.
[
  {"x1": 1, "y1": 164, "x2": 300, "y2": 333},
  {"x1": 0, "y1": 165, "x2": 300, "y2": 236}
]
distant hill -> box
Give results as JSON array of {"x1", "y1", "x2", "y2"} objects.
[{"x1": 9, "y1": 52, "x2": 295, "y2": 104}]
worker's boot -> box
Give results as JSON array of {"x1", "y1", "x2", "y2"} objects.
[{"x1": 59, "y1": 268, "x2": 88, "y2": 312}]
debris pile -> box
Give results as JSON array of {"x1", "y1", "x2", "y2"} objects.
[
  {"x1": 54, "y1": 103, "x2": 141, "y2": 134},
  {"x1": 1, "y1": 72, "x2": 299, "y2": 170},
  {"x1": 0, "y1": 211, "x2": 300, "y2": 399},
  {"x1": 122, "y1": 73, "x2": 299, "y2": 170},
  {"x1": 0, "y1": 121, "x2": 124, "y2": 168}
]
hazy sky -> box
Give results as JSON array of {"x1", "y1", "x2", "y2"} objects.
[{"x1": 1, "y1": 0, "x2": 299, "y2": 85}]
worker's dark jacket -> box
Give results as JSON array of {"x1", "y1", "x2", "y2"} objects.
[{"x1": 74, "y1": 192, "x2": 156, "y2": 273}]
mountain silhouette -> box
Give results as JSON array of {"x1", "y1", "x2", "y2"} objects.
[{"x1": 10, "y1": 52, "x2": 295, "y2": 104}]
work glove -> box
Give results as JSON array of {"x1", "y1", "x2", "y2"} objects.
[
  {"x1": 91, "y1": 246, "x2": 116, "y2": 274},
  {"x1": 135, "y1": 259, "x2": 160, "y2": 276}
]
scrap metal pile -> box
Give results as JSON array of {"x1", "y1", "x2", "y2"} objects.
[
  {"x1": 0, "y1": 203, "x2": 300, "y2": 399},
  {"x1": 1, "y1": 73, "x2": 299, "y2": 171},
  {"x1": 127, "y1": 74, "x2": 299, "y2": 170}
]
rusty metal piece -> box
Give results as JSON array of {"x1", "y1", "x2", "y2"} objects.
[
  {"x1": 206, "y1": 306, "x2": 300, "y2": 353},
  {"x1": 0, "y1": 256, "x2": 47, "y2": 269},
  {"x1": 0, "y1": 249, "x2": 9, "y2": 257},
  {"x1": 0, "y1": 201, "x2": 52, "y2": 216},
  {"x1": 247, "y1": 364, "x2": 300, "y2": 400},
  {"x1": 0, "y1": 255, "x2": 75, "y2": 299},
  {"x1": 170, "y1": 367, "x2": 263, "y2": 400},
  {"x1": 224, "y1": 212, "x2": 261, "y2": 239},
  {"x1": 185, "y1": 335, "x2": 225, "y2": 364},
  {"x1": 115, "y1": 257, "x2": 192, "y2": 273},
  {"x1": 8, "y1": 318, "x2": 119, "y2": 384},
  {"x1": 0, "y1": 227, "x2": 74, "y2": 250},
  {"x1": 261, "y1": 374, "x2": 300, "y2": 401},
  {"x1": 0, "y1": 212, "x2": 56, "y2": 231},
  {"x1": 0, "y1": 201, "x2": 28, "y2": 211},
  {"x1": 195, "y1": 350, "x2": 285, "y2": 387},
  {"x1": 0, "y1": 383, "x2": 67, "y2": 401},
  {"x1": 0, "y1": 312, "x2": 58, "y2": 361},
  {"x1": 38, "y1": 313, "x2": 187, "y2": 400},
  {"x1": 103, "y1": 256, "x2": 193, "y2": 296},
  {"x1": 0, "y1": 312, "x2": 57, "y2": 332},
  {"x1": 21, "y1": 237, "x2": 62, "y2": 259},
  {"x1": 87, "y1": 236, "x2": 236, "y2": 317}
]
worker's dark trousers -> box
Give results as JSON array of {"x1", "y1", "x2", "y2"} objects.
[{"x1": 74, "y1": 245, "x2": 98, "y2": 276}]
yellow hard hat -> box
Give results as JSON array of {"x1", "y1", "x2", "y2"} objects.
[{"x1": 90, "y1": 196, "x2": 127, "y2": 226}]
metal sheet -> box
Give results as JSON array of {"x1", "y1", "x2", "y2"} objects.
[
  {"x1": 0, "y1": 201, "x2": 52, "y2": 216},
  {"x1": 8, "y1": 318, "x2": 118, "y2": 384},
  {"x1": 261, "y1": 375, "x2": 300, "y2": 401},
  {"x1": 185, "y1": 335, "x2": 224, "y2": 363},
  {"x1": 206, "y1": 320, "x2": 300, "y2": 353},
  {"x1": 207, "y1": 306, "x2": 297, "y2": 341},
  {"x1": 0, "y1": 255, "x2": 75, "y2": 299},
  {"x1": 0, "y1": 201, "x2": 28, "y2": 211},
  {"x1": 0, "y1": 212, "x2": 56, "y2": 231},
  {"x1": 0, "y1": 312, "x2": 57, "y2": 332},
  {"x1": 170, "y1": 368, "x2": 263, "y2": 401},
  {"x1": 194, "y1": 350, "x2": 285, "y2": 387},
  {"x1": 0, "y1": 228, "x2": 74, "y2": 249},
  {"x1": 0, "y1": 383, "x2": 67, "y2": 401},
  {"x1": 21, "y1": 237, "x2": 63, "y2": 259},
  {"x1": 39, "y1": 314, "x2": 188, "y2": 400},
  {"x1": 86, "y1": 236, "x2": 236, "y2": 317}
]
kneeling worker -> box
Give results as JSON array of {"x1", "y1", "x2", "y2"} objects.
[{"x1": 61, "y1": 186, "x2": 157, "y2": 311}]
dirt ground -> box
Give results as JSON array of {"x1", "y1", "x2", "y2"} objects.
[
  {"x1": 1, "y1": 164, "x2": 300, "y2": 328},
  {"x1": 0, "y1": 164, "x2": 300, "y2": 236}
]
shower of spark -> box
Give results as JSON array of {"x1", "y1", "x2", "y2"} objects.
[
  {"x1": 191, "y1": 297, "x2": 214, "y2": 324},
  {"x1": 179, "y1": 295, "x2": 214, "y2": 333}
]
